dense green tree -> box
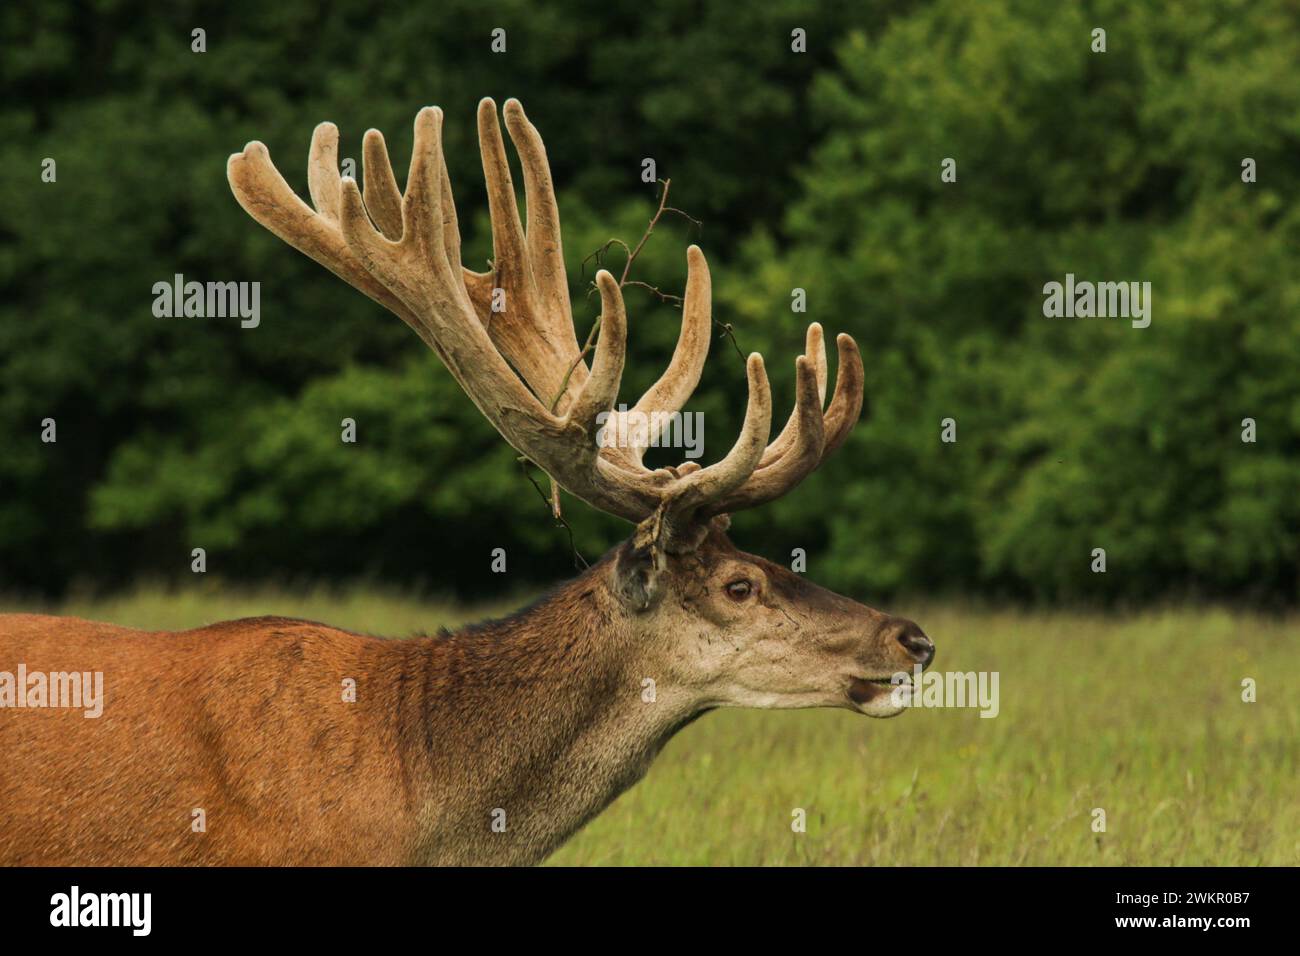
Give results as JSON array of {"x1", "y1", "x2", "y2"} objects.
[
  {"x1": 2, "y1": 0, "x2": 1296, "y2": 603},
  {"x1": 727, "y1": 0, "x2": 1300, "y2": 602}
]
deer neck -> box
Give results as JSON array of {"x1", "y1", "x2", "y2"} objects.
[{"x1": 406, "y1": 569, "x2": 699, "y2": 864}]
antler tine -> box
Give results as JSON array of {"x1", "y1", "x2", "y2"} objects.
[
  {"x1": 564, "y1": 270, "x2": 627, "y2": 439},
  {"x1": 756, "y1": 324, "x2": 862, "y2": 471},
  {"x1": 700, "y1": 329, "x2": 863, "y2": 517},
  {"x1": 336, "y1": 108, "x2": 458, "y2": 323},
  {"x1": 469, "y1": 98, "x2": 587, "y2": 411},
  {"x1": 502, "y1": 99, "x2": 573, "y2": 332},
  {"x1": 434, "y1": 122, "x2": 468, "y2": 284},
  {"x1": 663, "y1": 353, "x2": 773, "y2": 519},
  {"x1": 476, "y1": 98, "x2": 530, "y2": 294},
  {"x1": 615, "y1": 245, "x2": 714, "y2": 468},
  {"x1": 809, "y1": 322, "x2": 829, "y2": 405},
  {"x1": 362, "y1": 124, "x2": 467, "y2": 282},
  {"x1": 361, "y1": 129, "x2": 403, "y2": 240},
  {"x1": 308, "y1": 122, "x2": 343, "y2": 223},
  {"x1": 227, "y1": 138, "x2": 413, "y2": 325},
  {"x1": 819, "y1": 333, "x2": 865, "y2": 455},
  {"x1": 758, "y1": 322, "x2": 827, "y2": 469},
  {"x1": 707, "y1": 354, "x2": 825, "y2": 514}
]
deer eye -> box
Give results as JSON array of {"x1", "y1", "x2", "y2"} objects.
[{"x1": 724, "y1": 579, "x2": 753, "y2": 601}]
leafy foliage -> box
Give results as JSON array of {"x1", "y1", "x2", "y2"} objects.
[
  {"x1": 727, "y1": 0, "x2": 1300, "y2": 602},
  {"x1": 2, "y1": 0, "x2": 1296, "y2": 602}
]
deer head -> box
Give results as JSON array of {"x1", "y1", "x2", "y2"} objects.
[{"x1": 227, "y1": 99, "x2": 933, "y2": 722}]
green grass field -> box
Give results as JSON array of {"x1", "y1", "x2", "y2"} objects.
[{"x1": 9, "y1": 584, "x2": 1297, "y2": 865}]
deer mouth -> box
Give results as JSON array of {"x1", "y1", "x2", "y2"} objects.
[{"x1": 847, "y1": 674, "x2": 911, "y2": 716}]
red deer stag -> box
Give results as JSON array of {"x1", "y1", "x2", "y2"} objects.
[{"x1": 0, "y1": 99, "x2": 933, "y2": 866}]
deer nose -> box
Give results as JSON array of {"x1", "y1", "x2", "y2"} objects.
[{"x1": 894, "y1": 620, "x2": 935, "y2": 668}]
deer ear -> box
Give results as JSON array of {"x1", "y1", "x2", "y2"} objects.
[{"x1": 612, "y1": 540, "x2": 664, "y2": 612}]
